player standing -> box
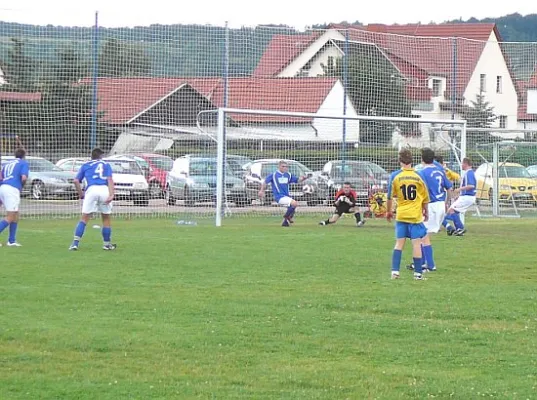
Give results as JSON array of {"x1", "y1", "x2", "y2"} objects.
[
  {"x1": 386, "y1": 149, "x2": 430, "y2": 280},
  {"x1": 434, "y1": 155, "x2": 461, "y2": 233},
  {"x1": 446, "y1": 157, "x2": 476, "y2": 236},
  {"x1": 0, "y1": 148, "x2": 29, "y2": 246},
  {"x1": 69, "y1": 148, "x2": 116, "y2": 250},
  {"x1": 416, "y1": 148, "x2": 452, "y2": 270},
  {"x1": 319, "y1": 182, "x2": 365, "y2": 226},
  {"x1": 258, "y1": 160, "x2": 310, "y2": 227}
]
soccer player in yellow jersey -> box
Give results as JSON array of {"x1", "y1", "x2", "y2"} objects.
[{"x1": 386, "y1": 149, "x2": 430, "y2": 280}]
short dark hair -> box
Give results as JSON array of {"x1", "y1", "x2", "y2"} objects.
[
  {"x1": 462, "y1": 157, "x2": 472, "y2": 166},
  {"x1": 421, "y1": 147, "x2": 435, "y2": 164},
  {"x1": 398, "y1": 148, "x2": 413, "y2": 165},
  {"x1": 14, "y1": 148, "x2": 26, "y2": 159},
  {"x1": 343, "y1": 181, "x2": 352, "y2": 186},
  {"x1": 91, "y1": 148, "x2": 105, "y2": 160},
  {"x1": 434, "y1": 155, "x2": 444, "y2": 164}
]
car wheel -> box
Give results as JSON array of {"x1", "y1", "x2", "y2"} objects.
[
  {"x1": 31, "y1": 181, "x2": 44, "y2": 200},
  {"x1": 149, "y1": 181, "x2": 163, "y2": 199},
  {"x1": 233, "y1": 197, "x2": 249, "y2": 207},
  {"x1": 134, "y1": 196, "x2": 149, "y2": 207},
  {"x1": 165, "y1": 185, "x2": 176, "y2": 206}
]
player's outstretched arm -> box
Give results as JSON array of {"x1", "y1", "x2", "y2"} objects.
[{"x1": 258, "y1": 182, "x2": 267, "y2": 199}]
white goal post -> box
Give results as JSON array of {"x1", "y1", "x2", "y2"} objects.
[{"x1": 214, "y1": 107, "x2": 467, "y2": 226}]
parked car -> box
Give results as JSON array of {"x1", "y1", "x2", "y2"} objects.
[
  {"x1": 226, "y1": 155, "x2": 253, "y2": 178},
  {"x1": 110, "y1": 153, "x2": 173, "y2": 199},
  {"x1": 475, "y1": 162, "x2": 537, "y2": 205},
  {"x1": 103, "y1": 156, "x2": 151, "y2": 206},
  {"x1": 56, "y1": 157, "x2": 90, "y2": 173},
  {"x1": 244, "y1": 159, "x2": 328, "y2": 206},
  {"x1": 526, "y1": 165, "x2": 537, "y2": 179},
  {"x1": 165, "y1": 155, "x2": 248, "y2": 206},
  {"x1": 319, "y1": 160, "x2": 389, "y2": 206},
  {"x1": 2, "y1": 155, "x2": 76, "y2": 200}
]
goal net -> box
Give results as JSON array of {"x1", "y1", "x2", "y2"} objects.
[
  {"x1": 212, "y1": 108, "x2": 466, "y2": 226},
  {"x1": 470, "y1": 129, "x2": 537, "y2": 218},
  {"x1": 2, "y1": 9, "x2": 537, "y2": 222}
]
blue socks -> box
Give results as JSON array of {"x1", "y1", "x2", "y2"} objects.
[
  {"x1": 0, "y1": 219, "x2": 9, "y2": 235},
  {"x1": 391, "y1": 249, "x2": 402, "y2": 272},
  {"x1": 8, "y1": 222, "x2": 18, "y2": 244},
  {"x1": 102, "y1": 227, "x2": 111, "y2": 243},
  {"x1": 451, "y1": 212, "x2": 464, "y2": 230},
  {"x1": 284, "y1": 206, "x2": 295, "y2": 219},
  {"x1": 72, "y1": 221, "x2": 87, "y2": 246},
  {"x1": 413, "y1": 257, "x2": 423, "y2": 274},
  {"x1": 422, "y1": 245, "x2": 434, "y2": 269}
]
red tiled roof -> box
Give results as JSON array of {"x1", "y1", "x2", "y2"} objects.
[
  {"x1": 253, "y1": 33, "x2": 321, "y2": 77},
  {"x1": 80, "y1": 77, "x2": 339, "y2": 124},
  {"x1": 0, "y1": 91, "x2": 41, "y2": 102}
]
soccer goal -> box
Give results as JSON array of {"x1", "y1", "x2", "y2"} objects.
[
  {"x1": 471, "y1": 130, "x2": 537, "y2": 218},
  {"x1": 213, "y1": 107, "x2": 467, "y2": 226}
]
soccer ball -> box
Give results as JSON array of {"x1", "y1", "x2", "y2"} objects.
[{"x1": 302, "y1": 184, "x2": 314, "y2": 194}]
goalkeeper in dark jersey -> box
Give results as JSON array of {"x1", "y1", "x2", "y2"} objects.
[{"x1": 319, "y1": 182, "x2": 365, "y2": 227}]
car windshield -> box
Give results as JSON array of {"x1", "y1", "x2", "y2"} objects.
[
  {"x1": 27, "y1": 159, "x2": 64, "y2": 172},
  {"x1": 106, "y1": 160, "x2": 143, "y2": 175},
  {"x1": 368, "y1": 163, "x2": 388, "y2": 175},
  {"x1": 146, "y1": 156, "x2": 173, "y2": 172},
  {"x1": 499, "y1": 166, "x2": 532, "y2": 179},
  {"x1": 332, "y1": 163, "x2": 371, "y2": 178},
  {"x1": 190, "y1": 160, "x2": 234, "y2": 176}
]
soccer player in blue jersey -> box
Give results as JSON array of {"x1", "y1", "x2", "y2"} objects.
[
  {"x1": 0, "y1": 148, "x2": 29, "y2": 247},
  {"x1": 417, "y1": 148, "x2": 453, "y2": 271},
  {"x1": 69, "y1": 148, "x2": 116, "y2": 251},
  {"x1": 258, "y1": 160, "x2": 311, "y2": 226},
  {"x1": 446, "y1": 157, "x2": 476, "y2": 236},
  {"x1": 386, "y1": 149, "x2": 430, "y2": 280}
]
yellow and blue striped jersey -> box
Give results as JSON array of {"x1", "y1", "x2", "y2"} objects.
[{"x1": 388, "y1": 167, "x2": 430, "y2": 223}]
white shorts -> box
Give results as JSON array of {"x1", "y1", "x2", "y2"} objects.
[
  {"x1": 82, "y1": 185, "x2": 112, "y2": 215},
  {"x1": 0, "y1": 185, "x2": 21, "y2": 212},
  {"x1": 450, "y1": 195, "x2": 476, "y2": 214},
  {"x1": 424, "y1": 201, "x2": 445, "y2": 234},
  {"x1": 277, "y1": 196, "x2": 294, "y2": 207}
]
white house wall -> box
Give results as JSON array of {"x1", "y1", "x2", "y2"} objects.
[
  {"x1": 278, "y1": 30, "x2": 345, "y2": 78},
  {"x1": 313, "y1": 80, "x2": 360, "y2": 141},
  {"x1": 304, "y1": 46, "x2": 344, "y2": 77},
  {"x1": 463, "y1": 31, "x2": 518, "y2": 129}
]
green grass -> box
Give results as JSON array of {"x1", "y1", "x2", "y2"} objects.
[{"x1": 1, "y1": 217, "x2": 536, "y2": 399}]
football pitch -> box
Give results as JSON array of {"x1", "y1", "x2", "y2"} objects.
[{"x1": 0, "y1": 216, "x2": 535, "y2": 399}]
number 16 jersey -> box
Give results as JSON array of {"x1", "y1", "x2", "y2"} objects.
[
  {"x1": 387, "y1": 167, "x2": 430, "y2": 223},
  {"x1": 76, "y1": 160, "x2": 113, "y2": 190}
]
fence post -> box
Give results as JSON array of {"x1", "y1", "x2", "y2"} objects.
[
  {"x1": 341, "y1": 29, "x2": 349, "y2": 176},
  {"x1": 90, "y1": 11, "x2": 99, "y2": 150},
  {"x1": 450, "y1": 37, "x2": 458, "y2": 166},
  {"x1": 221, "y1": 21, "x2": 230, "y2": 216}
]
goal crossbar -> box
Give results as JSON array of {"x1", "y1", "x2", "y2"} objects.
[{"x1": 214, "y1": 107, "x2": 467, "y2": 226}]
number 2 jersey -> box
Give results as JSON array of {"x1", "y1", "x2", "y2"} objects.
[
  {"x1": 388, "y1": 167, "x2": 430, "y2": 223},
  {"x1": 76, "y1": 160, "x2": 113, "y2": 190}
]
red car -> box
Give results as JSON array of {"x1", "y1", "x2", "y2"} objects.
[{"x1": 128, "y1": 153, "x2": 174, "y2": 198}]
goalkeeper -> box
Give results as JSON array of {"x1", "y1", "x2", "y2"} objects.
[{"x1": 319, "y1": 182, "x2": 365, "y2": 227}]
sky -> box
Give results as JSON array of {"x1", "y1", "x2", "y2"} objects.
[{"x1": 0, "y1": 0, "x2": 534, "y2": 28}]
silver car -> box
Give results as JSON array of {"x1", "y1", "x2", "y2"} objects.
[{"x1": 2, "y1": 156, "x2": 76, "y2": 200}]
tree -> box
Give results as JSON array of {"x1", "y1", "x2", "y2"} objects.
[
  {"x1": 323, "y1": 50, "x2": 415, "y2": 145},
  {"x1": 461, "y1": 92, "x2": 497, "y2": 128},
  {"x1": 2, "y1": 37, "x2": 36, "y2": 91},
  {"x1": 98, "y1": 38, "x2": 152, "y2": 77}
]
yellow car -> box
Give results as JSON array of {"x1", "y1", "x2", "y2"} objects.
[{"x1": 475, "y1": 162, "x2": 537, "y2": 204}]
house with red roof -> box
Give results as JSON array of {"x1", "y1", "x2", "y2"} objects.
[
  {"x1": 254, "y1": 23, "x2": 519, "y2": 146},
  {"x1": 81, "y1": 76, "x2": 360, "y2": 144},
  {"x1": 517, "y1": 69, "x2": 537, "y2": 133}
]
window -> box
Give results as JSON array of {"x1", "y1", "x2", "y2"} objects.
[
  {"x1": 499, "y1": 115, "x2": 507, "y2": 129},
  {"x1": 480, "y1": 74, "x2": 487, "y2": 92},
  {"x1": 432, "y1": 79, "x2": 442, "y2": 97},
  {"x1": 496, "y1": 76, "x2": 503, "y2": 94}
]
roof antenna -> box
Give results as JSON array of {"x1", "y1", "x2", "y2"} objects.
[{"x1": 413, "y1": 22, "x2": 420, "y2": 35}]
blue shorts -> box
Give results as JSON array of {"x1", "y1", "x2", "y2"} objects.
[{"x1": 395, "y1": 221, "x2": 427, "y2": 240}]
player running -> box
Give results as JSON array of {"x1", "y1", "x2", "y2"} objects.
[
  {"x1": 69, "y1": 148, "x2": 116, "y2": 251},
  {"x1": 387, "y1": 149, "x2": 430, "y2": 280},
  {"x1": 0, "y1": 147, "x2": 29, "y2": 247},
  {"x1": 258, "y1": 160, "x2": 311, "y2": 227},
  {"x1": 319, "y1": 182, "x2": 365, "y2": 227},
  {"x1": 446, "y1": 157, "x2": 476, "y2": 236}
]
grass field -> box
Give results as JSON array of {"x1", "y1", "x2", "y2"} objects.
[{"x1": 1, "y1": 216, "x2": 536, "y2": 399}]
